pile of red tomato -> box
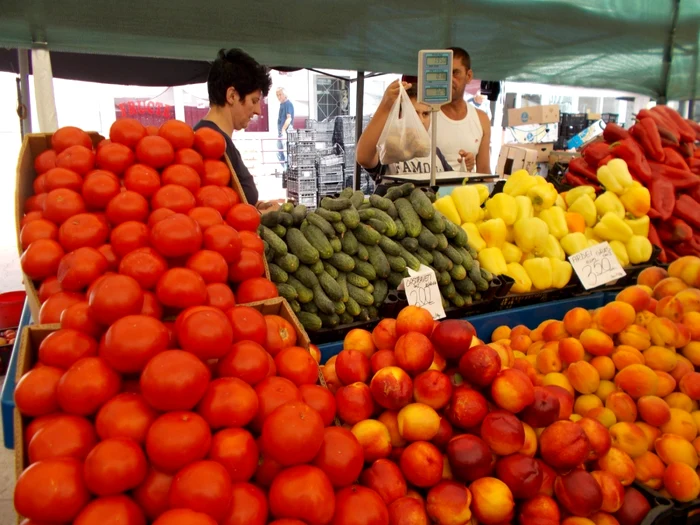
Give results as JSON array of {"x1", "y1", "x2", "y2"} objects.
[{"x1": 19, "y1": 119, "x2": 278, "y2": 326}]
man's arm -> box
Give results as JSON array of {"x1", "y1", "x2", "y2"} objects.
[
  {"x1": 476, "y1": 109, "x2": 492, "y2": 174},
  {"x1": 282, "y1": 114, "x2": 292, "y2": 133}
]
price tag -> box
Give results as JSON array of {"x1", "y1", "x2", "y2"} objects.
[
  {"x1": 568, "y1": 242, "x2": 626, "y2": 290},
  {"x1": 401, "y1": 265, "x2": 446, "y2": 320}
]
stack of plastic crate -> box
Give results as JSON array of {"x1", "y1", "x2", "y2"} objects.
[
  {"x1": 287, "y1": 130, "x2": 318, "y2": 209},
  {"x1": 317, "y1": 149, "x2": 344, "y2": 197}
]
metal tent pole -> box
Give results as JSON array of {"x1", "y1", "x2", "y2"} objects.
[
  {"x1": 17, "y1": 49, "x2": 32, "y2": 137},
  {"x1": 354, "y1": 71, "x2": 365, "y2": 191},
  {"x1": 659, "y1": 0, "x2": 682, "y2": 104}
]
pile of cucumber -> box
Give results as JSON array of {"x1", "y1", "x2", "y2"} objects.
[{"x1": 260, "y1": 183, "x2": 494, "y2": 332}]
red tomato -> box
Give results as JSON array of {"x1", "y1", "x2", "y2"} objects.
[
  {"x1": 156, "y1": 268, "x2": 207, "y2": 310},
  {"x1": 252, "y1": 377, "x2": 302, "y2": 432},
  {"x1": 101, "y1": 314, "x2": 170, "y2": 373},
  {"x1": 124, "y1": 164, "x2": 161, "y2": 198},
  {"x1": 84, "y1": 437, "x2": 148, "y2": 495},
  {"x1": 20, "y1": 210, "x2": 45, "y2": 227},
  {"x1": 57, "y1": 357, "x2": 121, "y2": 416},
  {"x1": 38, "y1": 276, "x2": 62, "y2": 302},
  {"x1": 132, "y1": 468, "x2": 173, "y2": 521},
  {"x1": 110, "y1": 119, "x2": 147, "y2": 148},
  {"x1": 222, "y1": 482, "x2": 268, "y2": 525},
  {"x1": 265, "y1": 314, "x2": 297, "y2": 356},
  {"x1": 217, "y1": 340, "x2": 270, "y2": 385},
  {"x1": 225, "y1": 305, "x2": 267, "y2": 345},
  {"x1": 33, "y1": 173, "x2": 47, "y2": 194},
  {"x1": 14, "y1": 457, "x2": 91, "y2": 522},
  {"x1": 148, "y1": 207, "x2": 176, "y2": 228},
  {"x1": 141, "y1": 290, "x2": 164, "y2": 320},
  {"x1": 141, "y1": 350, "x2": 210, "y2": 411},
  {"x1": 276, "y1": 347, "x2": 320, "y2": 386},
  {"x1": 119, "y1": 247, "x2": 168, "y2": 290},
  {"x1": 176, "y1": 306, "x2": 233, "y2": 359},
  {"x1": 153, "y1": 509, "x2": 217, "y2": 525},
  {"x1": 88, "y1": 274, "x2": 144, "y2": 325},
  {"x1": 55, "y1": 145, "x2": 95, "y2": 175},
  {"x1": 52, "y1": 126, "x2": 92, "y2": 153},
  {"x1": 145, "y1": 125, "x2": 159, "y2": 136},
  {"x1": 228, "y1": 249, "x2": 264, "y2": 283},
  {"x1": 208, "y1": 429, "x2": 258, "y2": 483},
  {"x1": 60, "y1": 301, "x2": 103, "y2": 339},
  {"x1": 239, "y1": 230, "x2": 264, "y2": 253},
  {"x1": 162, "y1": 164, "x2": 201, "y2": 194},
  {"x1": 159, "y1": 120, "x2": 195, "y2": 150},
  {"x1": 96, "y1": 392, "x2": 158, "y2": 444},
  {"x1": 193, "y1": 128, "x2": 226, "y2": 159},
  {"x1": 136, "y1": 136, "x2": 175, "y2": 169},
  {"x1": 196, "y1": 185, "x2": 234, "y2": 216},
  {"x1": 202, "y1": 159, "x2": 231, "y2": 186},
  {"x1": 95, "y1": 142, "x2": 135, "y2": 174},
  {"x1": 262, "y1": 401, "x2": 324, "y2": 466},
  {"x1": 97, "y1": 244, "x2": 120, "y2": 272},
  {"x1": 20, "y1": 219, "x2": 58, "y2": 250},
  {"x1": 203, "y1": 224, "x2": 242, "y2": 263},
  {"x1": 59, "y1": 213, "x2": 110, "y2": 251},
  {"x1": 44, "y1": 167, "x2": 84, "y2": 192},
  {"x1": 145, "y1": 412, "x2": 212, "y2": 474},
  {"x1": 110, "y1": 220, "x2": 150, "y2": 257},
  {"x1": 206, "y1": 283, "x2": 235, "y2": 311},
  {"x1": 82, "y1": 170, "x2": 121, "y2": 210},
  {"x1": 24, "y1": 193, "x2": 47, "y2": 213},
  {"x1": 152, "y1": 184, "x2": 197, "y2": 214},
  {"x1": 237, "y1": 277, "x2": 279, "y2": 303},
  {"x1": 186, "y1": 250, "x2": 228, "y2": 284},
  {"x1": 300, "y1": 384, "x2": 337, "y2": 427},
  {"x1": 226, "y1": 203, "x2": 260, "y2": 232},
  {"x1": 28, "y1": 414, "x2": 97, "y2": 463},
  {"x1": 255, "y1": 443, "x2": 285, "y2": 488},
  {"x1": 74, "y1": 495, "x2": 146, "y2": 525},
  {"x1": 35, "y1": 149, "x2": 57, "y2": 174},
  {"x1": 106, "y1": 191, "x2": 150, "y2": 226},
  {"x1": 197, "y1": 378, "x2": 258, "y2": 429},
  {"x1": 268, "y1": 465, "x2": 336, "y2": 524},
  {"x1": 38, "y1": 328, "x2": 98, "y2": 369},
  {"x1": 21, "y1": 238, "x2": 64, "y2": 280},
  {"x1": 188, "y1": 206, "x2": 223, "y2": 231},
  {"x1": 56, "y1": 246, "x2": 109, "y2": 291},
  {"x1": 168, "y1": 461, "x2": 232, "y2": 522},
  {"x1": 175, "y1": 148, "x2": 205, "y2": 176},
  {"x1": 25, "y1": 414, "x2": 62, "y2": 445},
  {"x1": 14, "y1": 366, "x2": 64, "y2": 417},
  {"x1": 313, "y1": 427, "x2": 364, "y2": 488},
  {"x1": 333, "y1": 485, "x2": 389, "y2": 525},
  {"x1": 43, "y1": 188, "x2": 86, "y2": 224},
  {"x1": 38, "y1": 291, "x2": 84, "y2": 324}
]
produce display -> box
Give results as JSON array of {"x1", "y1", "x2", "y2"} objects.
[
  {"x1": 262, "y1": 184, "x2": 494, "y2": 331},
  {"x1": 434, "y1": 164, "x2": 653, "y2": 294},
  {"x1": 564, "y1": 105, "x2": 700, "y2": 262},
  {"x1": 0, "y1": 327, "x2": 17, "y2": 346},
  {"x1": 19, "y1": 120, "x2": 278, "y2": 325}
]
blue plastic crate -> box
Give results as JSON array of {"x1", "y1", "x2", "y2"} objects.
[{"x1": 2, "y1": 300, "x2": 32, "y2": 449}]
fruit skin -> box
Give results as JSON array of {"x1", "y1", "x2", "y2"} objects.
[
  {"x1": 554, "y1": 470, "x2": 604, "y2": 517},
  {"x1": 432, "y1": 319, "x2": 476, "y2": 360},
  {"x1": 539, "y1": 420, "x2": 591, "y2": 470},
  {"x1": 268, "y1": 465, "x2": 336, "y2": 525},
  {"x1": 426, "y1": 480, "x2": 472, "y2": 525},
  {"x1": 332, "y1": 485, "x2": 390, "y2": 525}
]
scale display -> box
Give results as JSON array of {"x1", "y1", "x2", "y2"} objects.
[{"x1": 418, "y1": 50, "x2": 453, "y2": 107}]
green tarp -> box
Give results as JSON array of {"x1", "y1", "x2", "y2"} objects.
[{"x1": 0, "y1": 0, "x2": 698, "y2": 99}]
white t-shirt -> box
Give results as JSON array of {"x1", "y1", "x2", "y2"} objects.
[{"x1": 434, "y1": 103, "x2": 484, "y2": 171}]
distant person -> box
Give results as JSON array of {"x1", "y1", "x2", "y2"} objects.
[
  {"x1": 277, "y1": 88, "x2": 295, "y2": 167},
  {"x1": 435, "y1": 47, "x2": 491, "y2": 174},
  {"x1": 467, "y1": 90, "x2": 492, "y2": 120}
]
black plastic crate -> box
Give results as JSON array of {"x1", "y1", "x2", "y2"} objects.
[{"x1": 602, "y1": 113, "x2": 619, "y2": 123}]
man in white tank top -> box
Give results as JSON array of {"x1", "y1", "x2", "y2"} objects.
[{"x1": 435, "y1": 47, "x2": 492, "y2": 174}]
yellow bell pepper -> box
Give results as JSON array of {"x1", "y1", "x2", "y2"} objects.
[
  {"x1": 450, "y1": 186, "x2": 482, "y2": 224},
  {"x1": 515, "y1": 196, "x2": 534, "y2": 222},
  {"x1": 485, "y1": 193, "x2": 518, "y2": 226},
  {"x1": 474, "y1": 184, "x2": 490, "y2": 205},
  {"x1": 513, "y1": 217, "x2": 549, "y2": 255},
  {"x1": 596, "y1": 158, "x2": 634, "y2": 195},
  {"x1": 568, "y1": 194, "x2": 597, "y2": 227},
  {"x1": 609, "y1": 240, "x2": 630, "y2": 267},
  {"x1": 626, "y1": 236, "x2": 653, "y2": 264},
  {"x1": 587, "y1": 239, "x2": 600, "y2": 248},
  {"x1": 523, "y1": 258, "x2": 553, "y2": 290},
  {"x1": 478, "y1": 247, "x2": 508, "y2": 276},
  {"x1": 620, "y1": 185, "x2": 651, "y2": 218},
  {"x1": 505, "y1": 226, "x2": 515, "y2": 243},
  {"x1": 503, "y1": 170, "x2": 537, "y2": 197},
  {"x1": 555, "y1": 194, "x2": 568, "y2": 210},
  {"x1": 528, "y1": 182, "x2": 558, "y2": 213},
  {"x1": 585, "y1": 227, "x2": 601, "y2": 241},
  {"x1": 565, "y1": 186, "x2": 596, "y2": 207},
  {"x1": 595, "y1": 191, "x2": 626, "y2": 219},
  {"x1": 434, "y1": 196, "x2": 461, "y2": 225},
  {"x1": 539, "y1": 206, "x2": 569, "y2": 240},
  {"x1": 482, "y1": 209, "x2": 491, "y2": 221},
  {"x1": 501, "y1": 241, "x2": 523, "y2": 264},
  {"x1": 593, "y1": 212, "x2": 634, "y2": 243},
  {"x1": 560, "y1": 232, "x2": 589, "y2": 256},
  {"x1": 479, "y1": 218, "x2": 507, "y2": 248},
  {"x1": 505, "y1": 262, "x2": 532, "y2": 294},
  {"x1": 625, "y1": 215, "x2": 650, "y2": 238},
  {"x1": 521, "y1": 252, "x2": 535, "y2": 263},
  {"x1": 462, "y1": 223, "x2": 485, "y2": 253},
  {"x1": 550, "y1": 258, "x2": 573, "y2": 289},
  {"x1": 542, "y1": 235, "x2": 566, "y2": 261}
]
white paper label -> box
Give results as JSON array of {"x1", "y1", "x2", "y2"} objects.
[
  {"x1": 568, "y1": 242, "x2": 626, "y2": 290},
  {"x1": 401, "y1": 264, "x2": 446, "y2": 320}
]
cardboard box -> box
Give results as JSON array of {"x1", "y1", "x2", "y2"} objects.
[
  {"x1": 496, "y1": 145, "x2": 538, "y2": 176},
  {"x1": 517, "y1": 143, "x2": 554, "y2": 163},
  {"x1": 508, "y1": 105, "x2": 560, "y2": 126},
  {"x1": 505, "y1": 123, "x2": 559, "y2": 145}
]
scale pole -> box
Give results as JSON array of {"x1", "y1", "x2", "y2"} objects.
[{"x1": 430, "y1": 110, "x2": 438, "y2": 187}]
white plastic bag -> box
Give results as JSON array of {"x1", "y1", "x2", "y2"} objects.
[{"x1": 377, "y1": 85, "x2": 431, "y2": 164}]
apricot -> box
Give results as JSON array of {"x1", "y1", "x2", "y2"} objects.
[
  {"x1": 540, "y1": 420, "x2": 591, "y2": 470},
  {"x1": 654, "y1": 433, "x2": 699, "y2": 468},
  {"x1": 674, "y1": 322, "x2": 693, "y2": 348},
  {"x1": 542, "y1": 321, "x2": 569, "y2": 342},
  {"x1": 555, "y1": 470, "x2": 604, "y2": 517},
  {"x1": 647, "y1": 317, "x2": 680, "y2": 348},
  {"x1": 663, "y1": 462, "x2": 700, "y2": 502},
  {"x1": 511, "y1": 334, "x2": 532, "y2": 353},
  {"x1": 564, "y1": 308, "x2": 593, "y2": 338},
  {"x1": 660, "y1": 408, "x2": 698, "y2": 442},
  {"x1": 597, "y1": 302, "x2": 636, "y2": 335},
  {"x1": 614, "y1": 364, "x2": 658, "y2": 399},
  {"x1": 397, "y1": 403, "x2": 440, "y2": 442},
  {"x1": 635, "y1": 422, "x2": 661, "y2": 452},
  {"x1": 578, "y1": 417, "x2": 612, "y2": 460},
  {"x1": 591, "y1": 470, "x2": 625, "y2": 513},
  {"x1": 595, "y1": 381, "x2": 618, "y2": 404},
  {"x1": 591, "y1": 357, "x2": 615, "y2": 381},
  {"x1": 569, "y1": 361, "x2": 601, "y2": 395},
  {"x1": 680, "y1": 372, "x2": 700, "y2": 401},
  {"x1": 653, "y1": 277, "x2": 688, "y2": 300},
  {"x1": 609, "y1": 422, "x2": 648, "y2": 459},
  {"x1": 664, "y1": 392, "x2": 695, "y2": 412},
  {"x1": 636, "y1": 396, "x2": 671, "y2": 427},
  {"x1": 562, "y1": 518, "x2": 596, "y2": 525},
  {"x1": 490, "y1": 368, "x2": 535, "y2": 413},
  {"x1": 481, "y1": 410, "x2": 525, "y2": 456},
  {"x1": 656, "y1": 295, "x2": 684, "y2": 322},
  {"x1": 617, "y1": 325, "x2": 651, "y2": 351},
  {"x1": 543, "y1": 373, "x2": 575, "y2": 397},
  {"x1": 344, "y1": 328, "x2": 376, "y2": 358},
  {"x1": 611, "y1": 345, "x2": 645, "y2": 371},
  {"x1": 371, "y1": 320, "x2": 398, "y2": 351},
  {"x1": 642, "y1": 346, "x2": 677, "y2": 373},
  {"x1": 588, "y1": 407, "x2": 617, "y2": 428},
  {"x1": 469, "y1": 477, "x2": 515, "y2": 525},
  {"x1": 590, "y1": 512, "x2": 622, "y2": 525},
  {"x1": 682, "y1": 312, "x2": 700, "y2": 341},
  {"x1": 675, "y1": 288, "x2": 700, "y2": 314},
  {"x1": 606, "y1": 392, "x2": 638, "y2": 423},
  {"x1": 536, "y1": 344, "x2": 562, "y2": 374},
  {"x1": 351, "y1": 419, "x2": 392, "y2": 462},
  {"x1": 669, "y1": 256, "x2": 700, "y2": 287},
  {"x1": 580, "y1": 329, "x2": 615, "y2": 357},
  {"x1": 654, "y1": 371, "x2": 677, "y2": 398},
  {"x1": 491, "y1": 325, "x2": 511, "y2": 342},
  {"x1": 637, "y1": 267, "x2": 668, "y2": 289},
  {"x1": 596, "y1": 447, "x2": 636, "y2": 486},
  {"x1": 632, "y1": 451, "x2": 665, "y2": 490},
  {"x1": 575, "y1": 394, "x2": 604, "y2": 417},
  {"x1": 616, "y1": 286, "x2": 651, "y2": 313},
  {"x1": 682, "y1": 341, "x2": 700, "y2": 366}
]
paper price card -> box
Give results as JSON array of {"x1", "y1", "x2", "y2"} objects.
[
  {"x1": 568, "y1": 241, "x2": 626, "y2": 290},
  {"x1": 401, "y1": 265, "x2": 446, "y2": 320}
]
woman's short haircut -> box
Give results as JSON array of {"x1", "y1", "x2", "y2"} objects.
[{"x1": 207, "y1": 48, "x2": 272, "y2": 106}]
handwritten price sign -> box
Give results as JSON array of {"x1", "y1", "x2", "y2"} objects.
[
  {"x1": 402, "y1": 265, "x2": 446, "y2": 320},
  {"x1": 569, "y1": 242, "x2": 626, "y2": 290}
]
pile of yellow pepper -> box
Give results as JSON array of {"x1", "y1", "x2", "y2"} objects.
[{"x1": 433, "y1": 159, "x2": 654, "y2": 294}]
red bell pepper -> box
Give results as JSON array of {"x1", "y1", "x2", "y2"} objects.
[
  {"x1": 655, "y1": 105, "x2": 696, "y2": 143},
  {"x1": 658, "y1": 217, "x2": 693, "y2": 244},
  {"x1": 582, "y1": 142, "x2": 611, "y2": 168},
  {"x1": 679, "y1": 142, "x2": 695, "y2": 158},
  {"x1": 663, "y1": 147, "x2": 690, "y2": 171},
  {"x1": 602, "y1": 123, "x2": 630, "y2": 143},
  {"x1": 650, "y1": 177, "x2": 676, "y2": 221},
  {"x1": 649, "y1": 162, "x2": 700, "y2": 189},
  {"x1": 650, "y1": 107, "x2": 684, "y2": 142},
  {"x1": 665, "y1": 245, "x2": 680, "y2": 262},
  {"x1": 638, "y1": 109, "x2": 680, "y2": 144},
  {"x1": 564, "y1": 171, "x2": 600, "y2": 190},
  {"x1": 568, "y1": 157, "x2": 599, "y2": 183},
  {"x1": 687, "y1": 119, "x2": 700, "y2": 140},
  {"x1": 598, "y1": 154, "x2": 614, "y2": 167},
  {"x1": 689, "y1": 183, "x2": 700, "y2": 203},
  {"x1": 610, "y1": 139, "x2": 652, "y2": 184},
  {"x1": 647, "y1": 222, "x2": 666, "y2": 263},
  {"x1": 648, "y1": 207, "x2": 661, "y2": 220},
  {"x1": 674, "y1": 194, "x2": 700, "y2": 230},
  {"x1": 689, "y1": 158, "x2": 700, "y2": 175},
  {"x1": 631, "y1": 118, "x2": 665, "y2": 162}
]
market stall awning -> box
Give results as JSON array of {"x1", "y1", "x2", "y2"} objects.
[{"x1": 0, "y1": 0, "x2": 698, "y2": 100}]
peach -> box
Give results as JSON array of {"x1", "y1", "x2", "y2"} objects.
[
  {"x1": 469, "y1": 477, "x2": 515, "y2": 525},
  {"x1": 580, "y1": 329, "x2": 615, "y2": 357},
  {"x1": 336, "y1": 382, "x2": 375, "y2": 425},
  {"x1": 378, "y1": 411, "x2": 407, "y2": 448},
  {"x1": 322, "y1": 356, "x2": 342, "y2": 393},
  {"x1": 660, "y1": 408, "x2": 698, "y2": 441},
  {"x1": 446, "y1": 434, "x2": 494, "y2": 482},
  {"x1": 371, "y1": 350, "x2": 398, "y2": 374},
  {"x1": 694, "y1": 436, "x2": 700, "y2": 456},
  {"x1": 538, "y1": 460, "x2": 557, "y2": 496},
  {"x1": 425, "y1": 480, "x2": 471, "y2": 525},
  {"x1": 588, "y1": 407, "x2": 617, "y2": 428},
  {"x1": 394, "y1": 332, "x2": 434, "y2": 376},
  {"x1": 518, "y1": 494, "x2": 560, "y2": 525},
  {"x1": 555, "y1": 469, "x2": 604, "y2": 517},
  {"x1": 495, "y1": 453, "x2": 542, "y2": 499},
  {"x1": 510, "y1": 324, "x2": 531, "y2": 339},
  {"x1": 633, "y1": 451, "x2": 665, "y2": 490},
  {"x1": 489, "y1": 341, "x2": 514, "y2": 369},
  {"x1": 531, "y1": 320, "x2": 556, "y2": 343},
  {"x1": 614, "y1": 487, "x2": 652, "y2": 525},
  {"x1": 654, "y1": 371, "x2": 677, "y2": 397},
  {"x1": 654, "y1": 433, "x2": 698, "y2": 468},
  {"x1": 544, "y1": 384, "x2": 575, "y2": 419},
  {"x1": 617, "y1": 325, "x2": 651, "y2": 351},
  {"x1": 693, "y1": 410, "x2": 700, "y2": 431},
  {"x1": 542, "y1": 372, "x2": 575, "y2": 398},
  {"x1": 569, "y1": 361, "x2": 601, "y2": 395},
  {"x1": 370, "y1": 366, "x2": 413, "y2": 410},
  {"x1": 616, "y1": 286, "x2": 651, "y2": 313},
  {"x1": 597, "y1": 447, "x2": 636, "y2": 486},
  {"x1": 336, "y1": 349, "x2": 371, "y2": 385},
  {"x1": 411, "y1": 371, "x2": 451, "y2": 411},
  {"x1": 591, "y1": 357, "x2": 616, "y2": 381},
  {"x1": 559, "y1": 338, "x2": 585, "y2": 365},
  {"x1": 536, "y1": 344, "x2": 562, "y2": 374},
  {"x1": 521, "y1": 386, "x2": 561, "y2": 429},
  {"x1": 521, "y1": 422, "x2": 538, "y2": 457},
  {"x1": 372, "y1": 319, "x2": 398, "y2": 351},
  {"x1": 431, "y1": 417, "x2": 453, "y2": 452},
  {"x1": 445, "y1": 387, "x2": 488, "y2": 430},
  {"x1": 575, "y1": 394, "x2": 604, "y2": 417},
  {"x1": 663, "y1": 462, "x2": 700, "y2": 502},
  {"x1": 389, "y1": 496, "x2": 429, "y2": 525},
  {"x1": 664, "y1": 392, "x2": 694, "y2": 412},
  {"x1": 590, "y1": 512, "x2": 622, "y2": 525},
  {"x1": 360, "y1": 458, "x2": 407, "y2": 504},
  {"x1": 398, "y1": 403, "x2": 440, "y2": 442},
  {"x1": 638, "y1": 267, "x2": 668, "y2": 288},
  {"x1": 351, "y1": 419, "x2": 392, "y2": 462},
  {"x1": 513, "y1": 357, "x2": 539, "y2": 386},
  {"x1": 668, "y1": 256, "x2": 700, "y2": 286},
  {"x1": 614, "y1": 365, "x2": 658, "y2": 399},
  {"x1": 395, "y1": 305, "x2": 434, "y2": 337},
  {"x1": 591, "y1": 470, "x2": 625, "y2": 513},
  {"x1": 511, "y1": 334, "x2": 532, "y2": 353},
  {"x1": 609, "y1": 422, "x2": 648, "y2": 459},
  {"x1": 528, "y1": 340, "x2": 546, "y2": 356},
  {"x1": 571, "y1": 414, "x2": 584, "y2": 422},
  {"x1": 458, "y1": 345, "x2": 502, "y2": 387},
  {"x1": 578, "y1": 417, "x2": 612, "y2": 460},
  {"x1": 612, "y1": 345, "x2": 645, "y2": 371},
  {"x1": 636, "y1": 396, "x2": 671, "y2": 427},
  {"x1": 399, "y1": 441, "x2": 443, "y2": 488},
  {"x1": 562, "y1": 519, "x2": 597, "y2": 525},
  {"x1": 606, "y1": 392, "x2": 638, "y2": 423},
  {"x1": 491, "y1": 368, "x2": 535, "y2": 413},
  {"x1": 653, "y1": 277, "x2": 688, "y2": 300},
  {"x1": 670, "y1": 353, "x2": 694, "y2": 382},
  {"x1": 429, "y1": 351, "x2": 447, "y2": 372},
  {"x1": 641, "y1": 346, "x2": 677, "y2": 373},
  {"x1": 564, "y1": 308, "x2": 593, "y2": 337},
  {"x1": 680, "y1": 372, "x2": 700, "y2": 400},
  {"x1": 441, "y1": 453, "x2": 452, "y2": 481},
  {"x1": 597, "y1": 302, "x2": 637, "y2": 335},
  {"x1": 682, "y1": 312, "x2": 700, "y2": 341},
  {"x1": 676, "y1": 288, "x2": 700, "y2": 313},
  {"x1": 656, "y1": 295, "x2": 684, "y2": 322},
  {"x1": 344, "y1": 328, "x2": 376, "y2": 358},
  {"x1": 673, "y1": 322, "x2": 692, "y2": 348},
  {"x1": 491, "y1": 325, "x2": 511, "y2": 342},
  {"x1": 540, "y1": 420, "x2": 591, "y2": 470},
  {"x1": 635, "y1": 422, "x2": 661, "y2": 452},
  {"x1": 542, "y1": 321, "x2": 569, "y2": 342},
  {"x1": 596, "y1": 381, "x2": 618, "y2": 404},
  {"x1": 648, "y1": 317, "x2": 680, "y2": 348},
  {"x1": 635, "y1": 310, "x2": 656, "y2": 328},
  {"x1": 481, "y1": 410, "x2": 525, "y2": 456}
]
